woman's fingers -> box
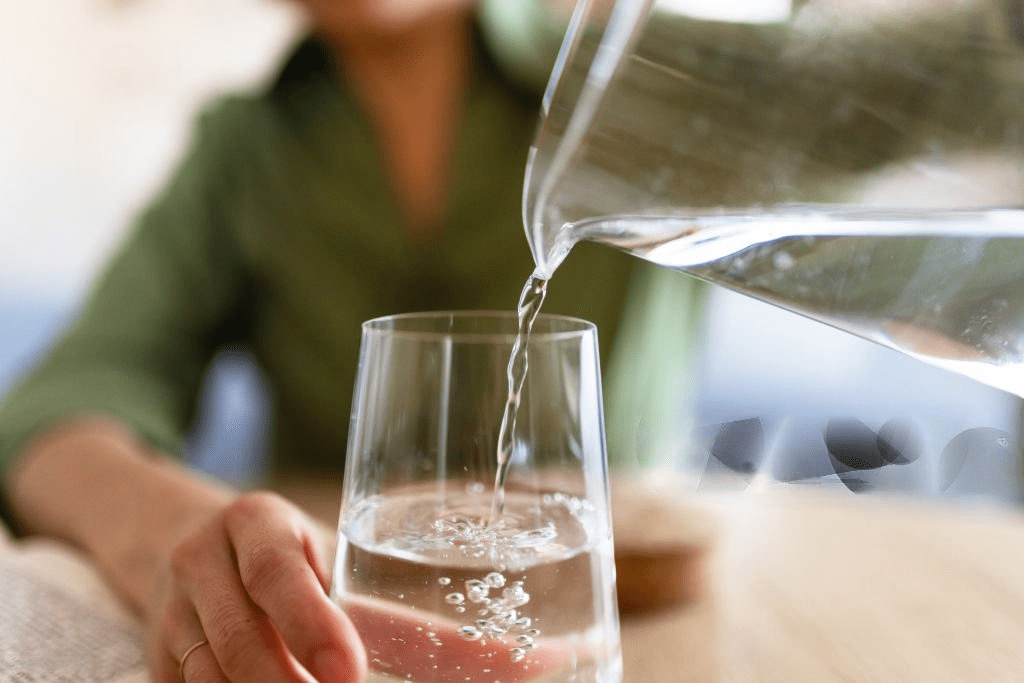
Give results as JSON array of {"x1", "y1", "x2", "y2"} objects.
[
  {"x1": 147, "y1": 571, "x2": 230, "y2": 683},
  {"x1": 155, "y1": 488, "x2": 572, "y2": 683},
  {"x1": 176, "y1": 640, "x2": 230, "y2": 683},
  {"x1": 153, "y1": 491, "x2": 365, "y2": 682},
  {"x1": 223, "y1": 493, "x2": 367, "y2": 683},
  {"x1": 170, "y1": 513, "x2": 307, "y2": 683},
  {"x1": 147, "y1": 614, "x2": 187, "y2": 683}
]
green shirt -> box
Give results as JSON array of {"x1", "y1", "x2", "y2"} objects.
[{"x1": 0, "y1": 33, "x2": 638, "y2": 484}]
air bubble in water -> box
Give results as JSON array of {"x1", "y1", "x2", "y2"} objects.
[
  {"x1": 427, "y1": 523, "x2": 544, "y2": 665},
  {"x1": 466, "y1": 579, "x2": 490, "y2": 603},
  {"x1": 458, "y1": 626, "x2": 483, "y2": 641},
  {"x1": 502, "y1": 584, "x2": 529, "y2": 607}
]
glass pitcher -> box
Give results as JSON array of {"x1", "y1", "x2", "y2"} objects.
[{"x1": 524, "y1": 0, "x2": 1024, "y2": 397}]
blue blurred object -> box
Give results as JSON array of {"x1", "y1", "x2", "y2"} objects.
[
  {"x1": 185, "y1": 347, "x2": 271, "y2": 486},
  {"x1": 0, "y1": 297, "x2": 72, "y2": 396}
]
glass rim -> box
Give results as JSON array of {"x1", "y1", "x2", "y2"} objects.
[{"x1": 361, "y1": 310, "x2": 597, "y2": 343}]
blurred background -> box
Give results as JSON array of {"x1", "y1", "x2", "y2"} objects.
[
  {"x1": 0, "y1": 0, "x2": 304, "y2": 477},
  {"x1": 1, "y1": 0, "x2": 1020, "y2": 505}
]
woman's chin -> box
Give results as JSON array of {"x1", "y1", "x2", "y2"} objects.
[
  {"x1": 300, "y1": 0, "x2": 472, "y2": 40},
  {"x1": 368, "y1": 0, "x2": 472, "y2": 28}
]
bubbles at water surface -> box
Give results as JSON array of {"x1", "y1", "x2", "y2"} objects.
[
  {"x1": 519, "y1": 528, "x2": 556, "y2": 543},
  {"x1": 411, "y1": 507, "x2": 572, "y2": 571},
  {"x1": 540, "y1": 491, "x2": 594, "y2": 517}
]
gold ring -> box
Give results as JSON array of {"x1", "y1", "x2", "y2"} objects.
[{"x1": 178, "y1": 639, "x2": 210, "y2": 680}]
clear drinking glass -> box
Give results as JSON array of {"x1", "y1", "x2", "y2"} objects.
[
  {"x1": 331, "y1": 311, "x2": 622, "y2": 683},
  {"x1": 524, "y1": 0, "x2": 1024, "y2": 397}
]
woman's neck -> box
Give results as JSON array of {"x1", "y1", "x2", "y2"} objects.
[{"x1": 328, "y1": 10, "x2": 474, "y2": 238}]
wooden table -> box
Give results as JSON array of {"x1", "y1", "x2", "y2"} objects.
[
  {"x1": 3, "y1": 484, "x2": 1021, "y2": 682},
  {"x1": 617, "y1": 489, "x2": 1024, "y2": 682}
]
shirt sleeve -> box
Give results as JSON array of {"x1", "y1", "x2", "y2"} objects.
[{"x1": 0, "y1": 99, "x2": 253, "y2": 485}]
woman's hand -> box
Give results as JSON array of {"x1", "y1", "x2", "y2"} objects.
[
  {"x1": 3, "y1": 419, "x2": 367, "y2": 683},
  {"x1": 147, "y1": 492, "x2": 367, "y2": 682},
  {"x1": 7, "y1": 419, "x2": 569, "y2": 682}
]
